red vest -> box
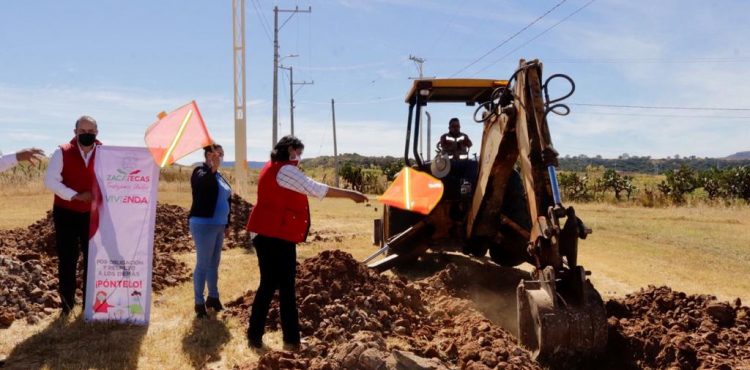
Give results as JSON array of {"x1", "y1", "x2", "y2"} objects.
[
  {"x1": 246, "y1": 161, "x2": 311, "y2": 243},
  {"x1": 53, "y1": 138, "x2": 99, "y2": 213}
]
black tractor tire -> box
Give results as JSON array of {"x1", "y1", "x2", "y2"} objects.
[{"x1": 489, "y1": 232, "x2": 529, "y2": 267}]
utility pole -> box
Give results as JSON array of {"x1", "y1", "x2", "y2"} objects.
[
  {"x1": 280, "y1": 65, "x2": 313, "y2": 137},
  {"x1": 331, "y1": 99, "x2": 339, "y2": 188},
  {"x1": 232, "y1": 0, "x2": 247, "y2": 189},
  {"x1": 273, "y1": 5, "x2": 311, "y2": 147},
  {"x1": 408, "y1": 55, "x2": 426, "y2": 80}
]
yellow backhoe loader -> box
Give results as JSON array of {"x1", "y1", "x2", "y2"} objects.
[{"x1": 365, "y1": 59, "x2": 607, "y2": 365}]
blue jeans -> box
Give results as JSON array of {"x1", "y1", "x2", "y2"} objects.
[{"x1": 189, "y1": 223, "x2": 225, "y2": 305}]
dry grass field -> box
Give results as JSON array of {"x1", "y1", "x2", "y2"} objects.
[{"x1": 1, "y1": 176, "x2": 749, "y2": 369}]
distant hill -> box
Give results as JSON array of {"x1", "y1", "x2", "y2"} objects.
[
  {"x1": 726, "y1": 151, "x2": 750, "y2": 160},
  {"x1": 193, "y1": 161, "x2": 266, "y2": 169},
  {"x1": 302, "y1": 153, "x2": 402, "y2": 168}
]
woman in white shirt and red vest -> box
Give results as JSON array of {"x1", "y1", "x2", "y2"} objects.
[{"x1": 246, "y1": 135, "x2": 367, "y2": 350}]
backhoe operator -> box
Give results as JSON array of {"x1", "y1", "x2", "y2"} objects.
[{"x1": 439, "y1": 118, "x2": 473, "y2": 159}]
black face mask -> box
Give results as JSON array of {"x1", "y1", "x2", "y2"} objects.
[{"x1": 78, "y1": 133, "x2": 97, "y2": 146}]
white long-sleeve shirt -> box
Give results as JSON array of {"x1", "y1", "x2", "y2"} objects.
[
  {"x1": 276, "y1": 164, "x2": 329, "y2": 200},
  {"x1": 44, "y1": 146, "x2": 97, "y2": 201},
  {"x1": 0, "y1": 152, "x2": 18, "y2": 173}
]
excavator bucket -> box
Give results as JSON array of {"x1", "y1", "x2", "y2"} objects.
[{"x1": 517, "y1": 266, "x2": 608, "y2": 366}]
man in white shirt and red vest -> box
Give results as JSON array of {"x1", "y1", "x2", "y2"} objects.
[
  {"x1": 246, "y1": 135, "x2": 368, "y2": 350},
  {"x1": 0, "y1": 148, "x2": 45, "y2": 172},
  {"x1": 43, "y1": 116, "x2": 101, "y2": 315}
]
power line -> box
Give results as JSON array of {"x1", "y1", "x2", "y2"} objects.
[
  {"x1": 411, "y1": 55, "x2": 749, "y2": 65},
  {"x1": 545, "y1": 56, "x2": 750, "y2": 64},
  {"x1": 272, "y1": 5, "x2": 312, "y2": 146},
  {"x1": 298, "y1": 95, "x2": 403, "y2": 106},
  {"x1": 571, "y1": 103, "x2": 750, "y2": 111},
  {"x1": 295, "y1": 60, "x2": 395, "y2": 72},
  {"x1": 255, "y1": 0, "x2": 274, "y2": 36},
  {"x1": 426, "y1": 0, "x2": 467, "y2": 56},
  {"x1": 250, "y1": 0, "x2": 273, "y2": 43},
  {"x1": 450, "y1": 0, "x2": 568, "y2": 77},
  {"x1": 473, "y1": 0, "x2": 595, "y2": 76},
  {"x1": 574, "y1": 111, "x2": 750, "y2": 119}
]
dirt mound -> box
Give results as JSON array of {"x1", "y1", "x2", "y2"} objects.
[
  {"x1": 225, "y1": 250, "x2": 426, "y2": 339},
  {"x1": 0, "y1": 253, "x2": 60, "y2": 327},
  {"x1": 154, "y1": 195, "x2": 254, "y2": 252},
  {"x1": 226, "y1": 251, "x2": 539, "y2": 369},
  {"x1": 606, "y1": 286, "x2": 750, "y2": 369},
  {"x1": 154, "y1": 204, "x2": 193, "y2": 253},
  {"x1": 0, "y1": 224, "x2": 64, "y2": 327},
  {"x1": 0, "y1": 197, "x2": 253, "y2": 328},
  {"x1": 241, "y1": 331, "x2": 454, "y2": 370},
  {"x1": 227, "y1": 194, "x2": 253, "y2": 249},
  {"x1": 408, "y1": 264, "x2": 539, "y2": 369},
  {"x1": 0, "y1": 209, "x2": 193, "y2": 326}
]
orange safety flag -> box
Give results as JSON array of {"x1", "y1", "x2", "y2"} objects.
[
  {"x1": 144, "y1": 100, "x2": 213, "y2": 167},
  {"x1": 378, "y1": 167, "x2": 444, "y2": 215}
]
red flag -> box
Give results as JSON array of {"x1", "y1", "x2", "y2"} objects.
[
  {"x1": 144, "y1": 101, "x2": 212, "y2": 167},
  {"x1": 378, "y1": 167, "x2": 444, "y2": 215}
]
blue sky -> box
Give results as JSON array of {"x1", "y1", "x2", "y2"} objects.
[{"x1": 1, "y1": 0, "x2": 749, "y2": 163}]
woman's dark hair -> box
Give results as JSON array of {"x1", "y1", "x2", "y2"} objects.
[
  {"x1": 203, "y1": 143, "x2": 223, "y2": 159},
  {"x1": 270, "y1": 135, "x2": 304, "y2": 161}
]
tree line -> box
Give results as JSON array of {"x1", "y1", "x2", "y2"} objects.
[
  {"x1": 559, "y1": 165, "x2": 750, "y2": 206},
  {"x1": 318, "y1": 153, "x2": 749, "y2": 206},
  {"x1": 557, "y1": 154, "x2": 750, "y2": 174}
]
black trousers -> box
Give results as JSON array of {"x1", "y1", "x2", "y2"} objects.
[
  {"x1": 53, "y1": 205, "x2": 90, "y2": 310},
  {"x1": 247, "y1": 235, "x2": 300, "y2": 344}
]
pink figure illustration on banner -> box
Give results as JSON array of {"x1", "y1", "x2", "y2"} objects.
[{"x1": 93, "y1": 291, "x2": 114, "y2": 317}]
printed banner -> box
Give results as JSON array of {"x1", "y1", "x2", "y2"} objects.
[{"x1": 84, "y1": 146, "x2": 159, "y2": 325}]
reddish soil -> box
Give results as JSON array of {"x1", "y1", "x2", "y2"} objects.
[
  {"x1": 0, "y1": 196, "x2": 253, "y2": 328},
  {"x1": 606, "y1": 286, "x2": 750, "y2": 369},
  {"x1": 226, "y1": 251, "x2": 750, "y2": 370},
  {"x1": 225, "y1": 251, "x2": 540, "y2": 370},
  {"x1": 3, "y1": 196, "x2": 749, "y2": 369}
]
